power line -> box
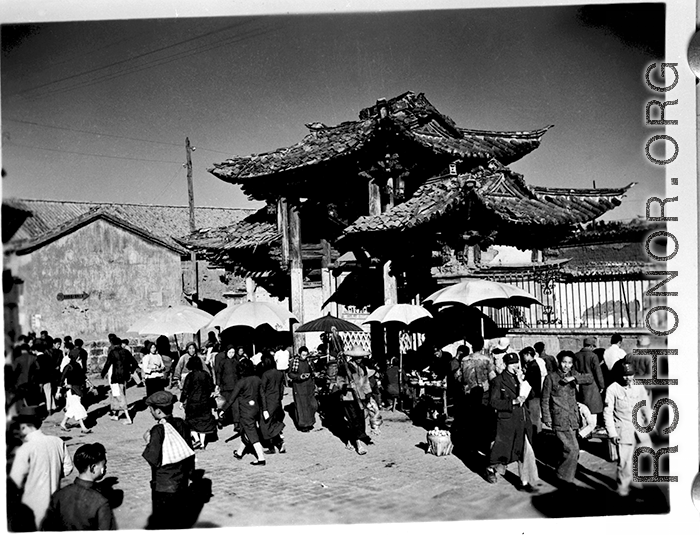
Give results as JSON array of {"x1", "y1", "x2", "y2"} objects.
[
  {"x1": 29, "y1": 25, "x2": 280, "y2": 101},
  {"x1": 6, "y1": 117, "x2": 234, "y2": 156},
  {"x1": 5, "y1": 140, "x2": 183, "y2": 164},
  {"x1": 193, "y1": 146, "x2": 233, "y2": 156},
  {"x1": 16, "y1": 19, "x2": 256, "y2": 97},
  {"x1": 5, "y1": 118, "x2": 182, "y2": 147}
]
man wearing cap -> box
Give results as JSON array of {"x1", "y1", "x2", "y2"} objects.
[
  {"x1": 9, "y1": 409, "x2": 74, "y2": 530},
  {"x1": 142, "y1": 391, "x2": 195, "y2": 529},
  {"x1": 612, "y1": 336, "x2": 652, "y2": 382},
  {"x1": 486, "y1": 353, "x2": 539, "y2": 492},
  {"x1": 541, "y1": 350, "x2": 593, "y2": 489},
  {"x1": 573, "y1": 338, "x2": 605, "y2": 421},
  {"x1": 603, "y1": 362, "x2": 652, "y2": 497}
]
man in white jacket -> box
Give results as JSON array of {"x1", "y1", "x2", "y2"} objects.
[{"x1": 603, "y1": 362, "x2": 652, "y2": 497}]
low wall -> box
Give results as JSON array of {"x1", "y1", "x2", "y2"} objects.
[{"x1": 505, "y1": 329, "x2": 665, "y2": 355}]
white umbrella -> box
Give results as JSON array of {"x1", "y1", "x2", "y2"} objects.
[
  {"x1": 128, "y1": 305, "x2": 214, "y2": 337},
  {"x1": 423, "y1": 278, "x2": 542, "y2": 337},
  {"x1": 423, "y1": 278, "x2": 543, "y2": 308},
  {"x1": 363, "y1": 303, "x2": 432, "y2": 327},
  {"x1": 208, "y1": 301, "x2": 298, "y2": 332}
]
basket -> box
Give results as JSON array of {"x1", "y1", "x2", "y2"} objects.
[{"x1": 427, "y1": 432, "x2": 453, "y2": 457}]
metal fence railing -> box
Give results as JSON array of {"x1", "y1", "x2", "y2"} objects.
[{"x1": 482, "y1": 275, "x2": 662, "y2": 331}]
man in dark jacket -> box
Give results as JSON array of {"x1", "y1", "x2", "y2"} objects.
[
  {"x1": 541, "y1": 351, "x2": 593, "y2": 488},
  {"x1": 486, "y1": 353, "x2": 538, "y2": 492},
  {"x1": 13, "y1": 343, "x2": 40, "y2": 406},
  {"x1": 142, "y1": 391, "x2": 194, "y2": 530},
  {"x1": 42, "y1": 442, "x2": 117, "y2": 530},
  {"x1": 573, "y1": 337, "x2": 605, "y2": 418},
  {"x1": 100, "y1": 335, "x2": 138, "y2": 425}
]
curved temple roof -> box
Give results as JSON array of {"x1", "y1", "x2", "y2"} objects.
[
  {"x1": 209, "y1": 91, "x2": 551, "y2": 185},
  {"x1": 342, "y1": 160, "x2": 635, "y2": 236}
]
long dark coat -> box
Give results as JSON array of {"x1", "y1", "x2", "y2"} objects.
[
  {"x1": 573, "y1": 348, "x2": 604, "y2": 413},
  {"x1": 488, "y1": 371, "x2": 533, "y2": 465},
  {"x1": 288, "y1": 359, "x2": 317, "y2": 429},
  {"x1": 222, "y1": 375, "x2": 262, "y2": 443},
  {"x1": 259, "y1": 368, "x2": 285, "y2": 440},
  {"x1": 180, "y1": 370, "x2": 217, "y2": 434}
]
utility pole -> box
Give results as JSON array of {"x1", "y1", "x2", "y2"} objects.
[{"x1": 185, "y1": 137, "x2": 199, "y2": 313}]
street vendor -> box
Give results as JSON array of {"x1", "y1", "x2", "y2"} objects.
[
  {"x1": 336, "y1": 346, "x2": 373, "y2": 455},
  {"x1": 426, "y1": 344, "x2": 452, "y2": 380}
]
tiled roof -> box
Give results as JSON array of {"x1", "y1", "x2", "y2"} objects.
[
  {"x1": 5, "y1": 198, "x2": 253, "y2": 254},
  {"x1": 560, "y1": 261, "x2": 652, "y2": 279},
  {"x1": 342, "y1": 160, "x2": 634, "y2": 236},
  {"x1": 176, "y1": 206, "x2": 281, "y2": 252},
  {"x1": 209, "y1": 92, "x2": 550, "y2": 184},
  {"x1": 545, "y1": 241, "x2": 650, "y2": 266}
]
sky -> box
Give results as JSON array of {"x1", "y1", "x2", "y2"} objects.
[{"x1": 2, "y1": 4, "x2": 666, "y2": 221}]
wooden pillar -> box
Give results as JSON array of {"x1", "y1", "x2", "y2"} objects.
[
  {"x1": 245, "y1": 277, "x2": 256, "y2": 302},
  {"x1": 321, "y1": 239, "x2": 332, "y2": 314},
  {"x1": 288, "y1": 200, "x2": 305, "y2": 352},
  {"x1": 277, "y1": 197, "x2": 290, "y2": 264},
  {"x1": 382, "y1": 176, "x2": 395, "y2": 213},
  {"x1": 368, "y1": 179, "x2": 382, "y2": 217},
  {"x1": 383, "y1": 260, "x2": 398, "y2": 305}
]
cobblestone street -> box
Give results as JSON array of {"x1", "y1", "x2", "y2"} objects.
[{"x1": 36, "y1": 381, "x2": 668, "y2": 529}]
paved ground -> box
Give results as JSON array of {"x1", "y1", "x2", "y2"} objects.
[{"x1": 33, "y1": 379, "x2": 669, "y2": 529}]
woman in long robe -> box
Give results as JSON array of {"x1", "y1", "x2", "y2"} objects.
[
  {"x1": 259, "y1": 352, "x2": 286, "y2": 453},
  {"x1": 180, "y1": 356, "x2": 217, "y2": 449},
  {"x1": 287, "y1": 346, "x2": 317, "y2": 432},
  {"x1": 220, "y1": 359, "x2": 266, "y2": 465}
]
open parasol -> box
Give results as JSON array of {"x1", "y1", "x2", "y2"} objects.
[
  {"x1": 423, "y1": 278, "x2": 542, "y2": 337},
  {"x1": 127, "y1": 305, "x2": 213, "y2": 337},
  {"x1": 295, "y1": 313, "x2": 364, "y2": 333},
  {"x1": 363, "y1": 303, "x2": 432, "y2": 327},
  {"x1": 423, "y1": 278, "x2": 543, "y2": 308},
  {"x1": 208, "y1": 301, "x2": 298, "y2": 332}
]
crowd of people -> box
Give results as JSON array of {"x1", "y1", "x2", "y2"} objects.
[
  {"x1": 445, "y1": 333, "x2": 652, "y2": 496},
  {"x1": 5, "y1": 326, "x2": 652, "y2": 530}
]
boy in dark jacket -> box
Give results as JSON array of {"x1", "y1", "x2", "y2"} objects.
[{"x1": 142, "y1": 391, "x2": 195, "y2": 530}]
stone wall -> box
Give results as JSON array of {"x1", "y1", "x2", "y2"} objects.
[{"x1": 8, "y1": 219, "x2": 184, "y2": 343}]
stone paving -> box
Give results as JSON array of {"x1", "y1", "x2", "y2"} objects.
[{"x1": 35, "y1": 379, "x2": 669, "y2": 529}]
